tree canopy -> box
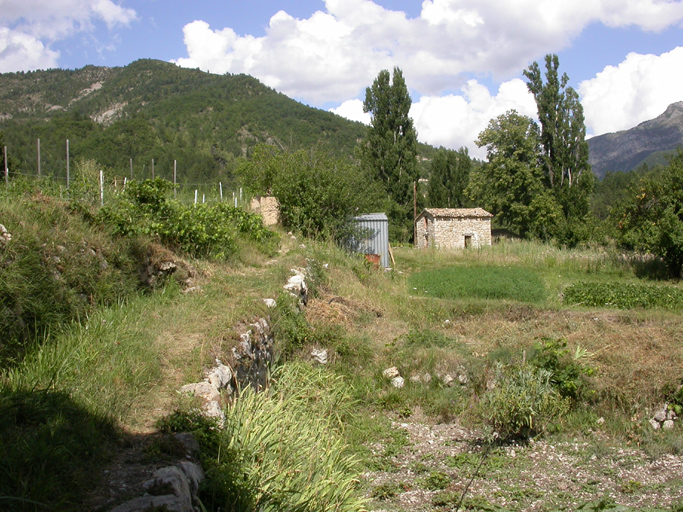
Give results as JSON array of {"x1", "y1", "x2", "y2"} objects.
[
  {"x1": 361, "y1": 67, "x2": 418, "y2": 241},
  {"x1": 427, "y1": 147, "x2": 472, "y2": 209}
]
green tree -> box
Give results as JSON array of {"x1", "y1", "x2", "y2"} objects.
[
  {"x1": 611, "y1": 150, "x2": 683, "y2": 276},
  {"x1": 427, "y1": 147, "x2": 472, "y2": 208},
  {"x1": 469, "y1": 110, "x2": 562, "y2": 238},
  {"x1": 361, "y1": 67, "x2": 418, "y2": 241},
  {"x1": 238, "y1": 144, "x2": 382, "y2": 241},
  {"x1": 524, "y1": 54, "x2": 594, "y2": 240}
]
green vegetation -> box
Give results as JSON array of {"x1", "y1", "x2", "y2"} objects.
[
  {"x1": 564, "y1": 281, "x2": 683, "y2": 310},
  {"x1": 408, "y1": 264, "x2": 547, "y2": 303}
]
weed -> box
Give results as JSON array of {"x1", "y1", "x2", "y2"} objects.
[
  {"x1": 421, "y1": 470, "x2": 451, "y2": 490},
  {"x1": 371, "y1": 481, "x2": 409, "y2": 500},
  {"x1": 527, "y1": 338, "x2": 595, "y2": 401},
  {"x1": 564, "y1": 281, "x2": 683, "y2": 310}
]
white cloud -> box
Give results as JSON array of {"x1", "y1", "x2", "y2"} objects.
[
  {"x1": 0, "y1": 28, "x2": 59, "y2": 72},
  {"x1": 0, "y1": 0, "x2": 136, "y2": 71},
  {"x1": 329, "y1": 99, "x2": 371, "y2": 124},
  {"x1": 579, "y1": 47, "x2": 683, "y2": 135},
  {"x1": 173, "y1": 0, "x2": 683, "y2": 105}
]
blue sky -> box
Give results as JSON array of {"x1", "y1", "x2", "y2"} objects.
[{"x1": 2, "y1": 0, "x2": 683, "y2": 157}]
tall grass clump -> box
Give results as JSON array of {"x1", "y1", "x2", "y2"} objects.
[
  {"x1": 409, "y1": 264, "x2": 546, "y2": 303},
  {"x1": 163, "y1": 362, "x2": 366, "y2": 512}
]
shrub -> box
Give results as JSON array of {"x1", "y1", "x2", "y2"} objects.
[
  {"x1": 479, "y1": 362, "x2": 570, "y2": 441},
  {"x1": 563, "y1": 281, "x2": 683, "y2": 310},
  {"x1": 528, "y1": 338, "x2": 595, "y2": 401}
]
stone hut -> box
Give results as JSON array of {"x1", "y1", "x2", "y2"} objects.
[
  {"x1": 250, "y1": 196, "x2": 280, "y2": 226},
  {"x1": 415, "y1": 208, "x2": 493, "y2": 249}
]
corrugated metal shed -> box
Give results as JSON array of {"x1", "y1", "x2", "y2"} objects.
[{"x1": 348, "y1": 213, "x2": 390, "y2": 268}]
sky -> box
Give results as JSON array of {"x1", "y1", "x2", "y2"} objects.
[{"x1": 2, "y1": 0, "x2": 683, "y2": 159}]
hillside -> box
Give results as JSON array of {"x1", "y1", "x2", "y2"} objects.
[
  {"x1": 0, "y1": 59, "x2": 369, "y2": 183},
  {"x1": 588, "y1": 101, "x2": 683, "y2": 179}
]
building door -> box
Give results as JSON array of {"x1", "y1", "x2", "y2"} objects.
[{"x1": 464, "y1": 235, "x2": 472, "y2": 248}]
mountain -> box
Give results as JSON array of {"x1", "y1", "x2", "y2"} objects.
[
  {"x1": 0, "y1": 59, "x2": 370, "y2": 183},
  {"x1": 588, "y1": 101, "x2": 683, "y2": 179}
]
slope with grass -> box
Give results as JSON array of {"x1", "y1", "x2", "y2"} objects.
[{"x1": 3, "y1": 176, "x2": 683, "y2": 511}]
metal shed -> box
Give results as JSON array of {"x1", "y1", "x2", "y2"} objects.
[{"x1": 348, "y1": 213, "x2": 390, "y2": 268}]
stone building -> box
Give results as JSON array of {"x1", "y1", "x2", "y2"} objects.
[
  {"x1": 249, "y1": 196, "x2": 280, "y2": 226},
  {"x1": 415, "y1": 208, "x2": 493, "y2": 249}
]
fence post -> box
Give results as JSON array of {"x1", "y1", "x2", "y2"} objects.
[
  {"x1": 130, "y1": 158, "x2": 133, "y2": 180},
  {"x1": 66, "y1": 139, "x2": 70, "y2": 189},
  {"x1": 202, "y1": 194, "x2": 205, "y2": 204},
  {"x1": 4, "y1": 146, "x2": 8, "y2": 184},
  {"x1": 37, "y1": 138, "x2": 41, "y2": 176},
  {"x1": 173, "y1": 160, "x2": 177, "y2": 199},
  {"x1": 152, "y1": 158, "x2": 155, "y2": 180},
  {"x1": 100, "y1": 170, "x2": 104, "y2": 207},
  {"x1": 219, "y1": 182, "x2": 223, "y2": 201},
  {"x1": 194, "y1": 189, "x2": 198, "y2": 204}
]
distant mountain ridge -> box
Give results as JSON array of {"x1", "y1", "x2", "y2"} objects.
[{"x1": 588, "y1": 101, "x2": 683, "y2": 179}]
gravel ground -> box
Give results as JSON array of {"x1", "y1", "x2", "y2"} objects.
[{"x1": 363, "y1": 414, "x2": 683, "y2": 511}]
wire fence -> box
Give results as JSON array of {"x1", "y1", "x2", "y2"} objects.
[{"x1": 2, "y1": 150, "x2": 251, "y2": 208}]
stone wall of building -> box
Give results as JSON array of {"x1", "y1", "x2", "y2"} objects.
[
  {"x1": 250, "y1": 196, "x2": 280, "y2": 226},
  {"x1": 432, "y1": 216, "x2": 491, "y2": 249}
]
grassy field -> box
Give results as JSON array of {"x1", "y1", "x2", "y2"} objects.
[{"x1": 2, "y1": 204, "x2": 683, "y2": 511}]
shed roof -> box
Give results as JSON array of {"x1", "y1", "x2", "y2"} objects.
[
  {"x1": 418, "y1": 208, "x2": 493, "y2": 220},
  {"x1": 353, "y1": 212, "x2": 388, "y2": 221}
]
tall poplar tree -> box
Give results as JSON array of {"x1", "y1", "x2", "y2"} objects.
[
  {"x1": 427, "y1": 147, "x2": 472, "y2": 208},
  {"x1": 361, "y1": 67, "x2": 418, "y2": 215},
  {"x1": 523, "y1": 54, "x2": 593, "y2": 226}
]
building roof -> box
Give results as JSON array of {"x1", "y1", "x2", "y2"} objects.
[
  {"x1": 353, "y1": 213, "x2": 388, "y2": 221},
  {"x1": 418, "y1": 208, "x2": 493, "y2": 219}
]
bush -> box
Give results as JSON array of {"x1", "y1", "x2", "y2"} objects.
[
  {"x1": 479, "y1": 362, "x2": 570, "y2": 441},
  {"x1": 563, "y1": 281, "x2": 683, "y2": 310},
  {"x1": 528, "y1": 338, "x2": 594, "y2": 401}
]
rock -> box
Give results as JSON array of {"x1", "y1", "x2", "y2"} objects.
[
  {"x1": 391, "y1": 376, "x2": 405, "y2": 388},
  {"x1": 144, "y1": 466, "x2": 191, "y2": 499},
  {"x1": 649, "y1": 418, "x2": 661, "y2": 430},
  {"x1": 173, "y1": 433, "x2": 200, "y2": 459},
  {"x1": 110, "y1": 494, "x2": 193, "y2": 512},
  {"x1": 383, "y1": 367, "x2": 400, "y2": 379},
  {"x1": 284, "y1": 270, "x2": 308, "y2": 305},
  {"x1": 182, "y1": 286, "x2": 202, "y2": 294},
  {"x1": 596, "y1": 417, "x2": 605, "y2": 425},
  {"x1": 663, "y1": 420, "x2": 675, "y2": 431},
  {"x1": 206, "y1": 362, "x2": 233, "y2": 390},
  {"x1": 409, "y1": 374, "x2": 422, "y2": 384},
  {"x1": 0, "y1": 224, "x2": 11, "y2": 245},
  {"x1": 667, "y1": 409, "x2": 677, "y2": 421},
  {"x1": 179, "y1": 381, "x2": 219, "y2": 402},
  {"x1": 653, "y1": 407, "x2": 668, "y2": 423},
  {"x1": 263, "y1": 298, "x2": 277, "y2": 308},
  {"x1": 422, "y1": 373, "x2": 432, "y2": 384},
  {"x1": 178, "y1": 461, "x2": 204, "y2": 495},
  {"x1": 442, "y1": 374, "x2": 454, "y2": 387},
  {"x1": 311, "y1": 349, "x2": 328, "y2": 364},
  {"x1": 442, "y1": 319, "x2": 451, "y2": 327}
]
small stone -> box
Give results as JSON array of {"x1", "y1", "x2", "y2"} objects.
[
  {"x1": 382, "y1": 367, "x2": 400, "y2": 379},
  {"x1": 442, "y1": 374, "x2": 454, "y2": 387},
  {"x1": 596, "y1": 417, "x2": 605, "y2": 425},
  {"x1": 422, "y1": 373, "x2": 432, "y2": 384},
  {"x1": 443, "y1": 319, "x2": 451, "y2": 327},
  {"x1": 653, "y1": 409, "x2": 667, "y2": 422},
  {"x1": 649, "y1": 418, "x2": 661, "y2": 430},
  {"x1": 311, "y1": 348, "x2": 328, "y2": 364},
  {"x1": 263, "y1": 298, "x2": 277, "y2": 308},
  {"x1": 667, "y1": 409, "x2": 677, "y2": 421},
  {"x1": 409, "y1": 374, "x2": 422, "y2": 384},
  {"x1": 663, "y1": 420, "x2": 675, "y2": 431},
  {"x1": 391, "y1": 376, "x2": 405, "y2": 388}
]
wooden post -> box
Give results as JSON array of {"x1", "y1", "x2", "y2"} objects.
[
  {"x1": 219, "y1": 182, "x2": 223, "y2": 201},
  {"x1": 202, "y1": 194, "x2": 205, "y2": 204},
  {"x1": 194, "y1": 190, "x2": 198, "y2": 204},
  {"x1": 4, "y1": 146, "x2": 8, "y2": 184},
  {"x1": 173, "y1": 160, "x2": 177, "y2": 199},
  {"x1": 151, "y1": 158, "x2": 155, "y2": 180},
  {"x1": 37, "y1": 138, "x2": 41, "y2": 176},
  {"x1": 66, "y1": 139, "x2": 70, "y2": 189},
  {"x1": 130, "y1": 158, "x2": 133, "y2": 180},
  {"x1": 100, "y1": 170, "x2": 104, "y2": 207}
]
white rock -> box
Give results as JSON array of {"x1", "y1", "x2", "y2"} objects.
[
  {"x1": 422, "y1": 373, "x2": 432, "y2": 384},
  {"x1": 596, "y1": 417, "x2": 605, "y2": 425},
  {"x1": 207, "y1": 363, "x2": 233, "y2": 390},
  {"x1": 391, "y1": 376, "x2": 405, "y2": 388},
  {"x1": 443, "y1": 374, "x2": 454, "y2": 387},
  {"x1": 263, "y1": 298, "x2": 277, "y2": 308},
  {"x1": 311, "y1": 348, "x2": 328, "y2": 364},
  {"x1": 667, "y1": 409, "x2": 677, "y2": 421},
  {"x1": 409, "y1": 374, "x2": 422, "y2": 384},
  {"x1": 649, "y1": 418, "x2": 661, "y2": 430},
  {"x1": 179, "y1": 382, "x2": 219, "y2": 402},
  {"x1": 653, "y1": 407, "x2": 668, "y2": 422},
  {"x1": 382, "y1": 367, "x2": 400, "y2": 379},
  {"x1": 663, "y1": 420, "x2": 675, "y2": 431}
]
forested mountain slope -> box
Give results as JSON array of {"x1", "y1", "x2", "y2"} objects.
[{"x1": 0, "y1": 59, "x2": 369, "y2": 183}]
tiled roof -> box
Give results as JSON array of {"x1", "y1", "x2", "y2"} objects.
[{"x1": 420, "y1": 208, "x2": 493, "y2": 218}]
